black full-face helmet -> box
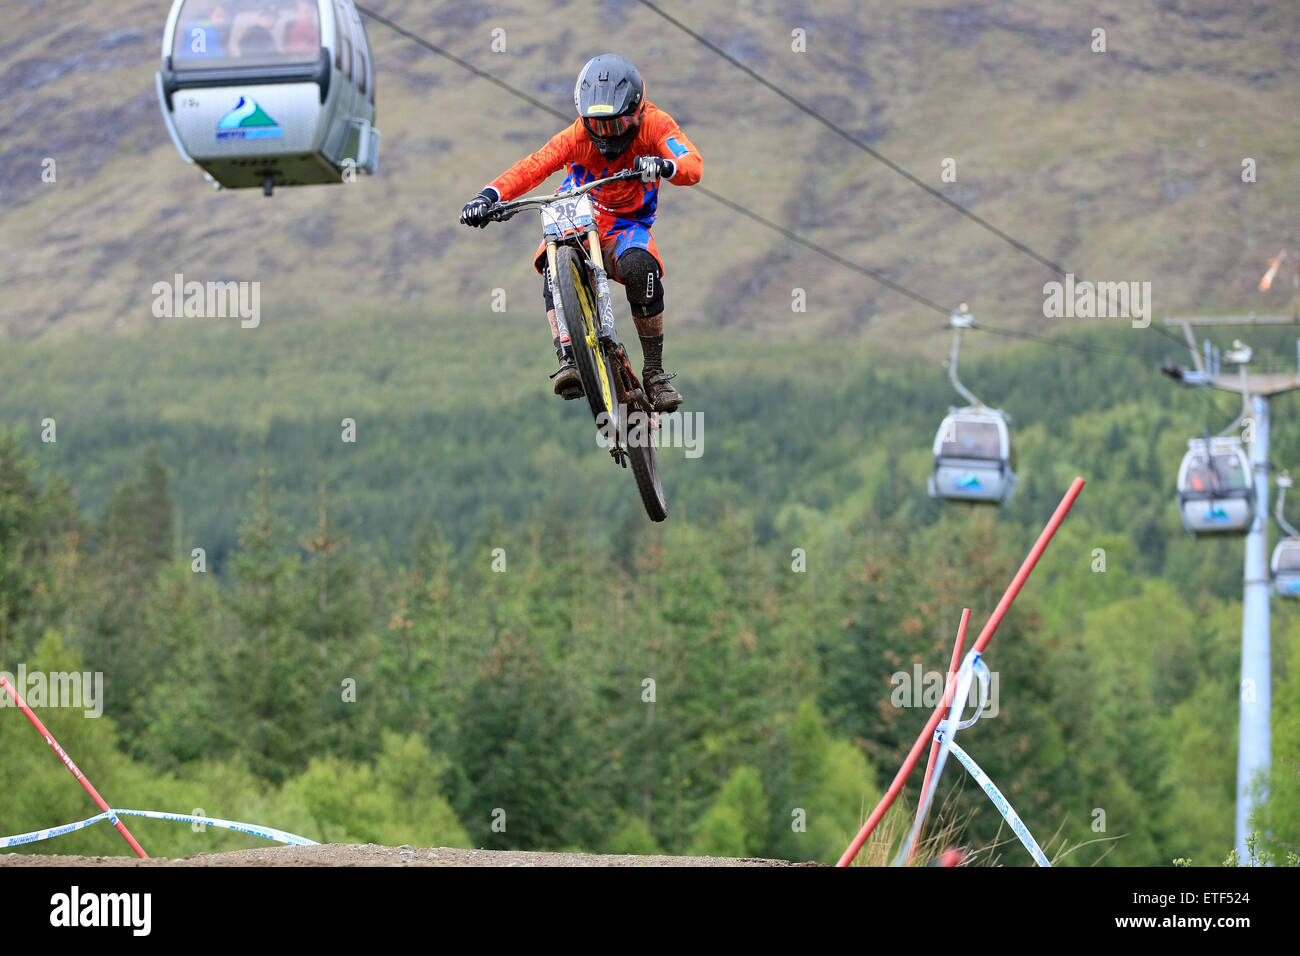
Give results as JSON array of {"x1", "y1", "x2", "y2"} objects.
[{"x1": 574, "y1": 54, "x2": 646, "y2": 159}]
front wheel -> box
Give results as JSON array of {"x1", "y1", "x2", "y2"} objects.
[{"x1": 554, "y1": 245, "x2": 616, "y2": 425}]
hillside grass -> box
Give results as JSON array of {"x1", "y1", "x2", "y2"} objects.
[{"x1": 2, "y1": 1, "x2": 1298, "y2": 343}]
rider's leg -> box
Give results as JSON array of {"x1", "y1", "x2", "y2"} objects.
[
  {"x1": 633, "y1": 311, "x2": 663, "y2": 365},
  {"x1": 616, "y1": 248, "x2": 682, "y2": 412},
  {"x1": 543, "y1": 268, "x2": 582, "y2": 399}
]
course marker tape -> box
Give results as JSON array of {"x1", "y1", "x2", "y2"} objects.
[
  {"x1": 836, "y1": 477, "x2": 1084, "y2": 866},
  {"x1": 0, "y1": 675, "x2": 147, "y2": 858},
  {"x1": 2, "y1": 810, "x2": 317, "y2": 849},
  {"x1": 2, "y1": 812, "x2": 113, "y2": 849},
  {"x1": 941, "y1": 736, "x2": 1051, "y2": 868}
]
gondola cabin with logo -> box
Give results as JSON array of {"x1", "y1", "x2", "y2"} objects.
[
  {"x1": 156, "y1": 0, "x2": 379, "y2": 194},
  {"x1": 1175, "y1": 436, "x2": 1255, "y2": 536}
]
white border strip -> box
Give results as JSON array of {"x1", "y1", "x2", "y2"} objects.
[{"x1": 945, "y1": 739, "x2": 1051, "y2": 867}]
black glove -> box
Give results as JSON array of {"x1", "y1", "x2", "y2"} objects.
[
  {"x1": 460, "y1": 187, "x2": 500, "y2": 228},
  {"x1": 633, "y1": 155, "x2": 675, "y2": 183}
]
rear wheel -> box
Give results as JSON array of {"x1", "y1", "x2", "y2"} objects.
[{"x1": 626, "y1": 423, "x2": 668, "y2": 522}]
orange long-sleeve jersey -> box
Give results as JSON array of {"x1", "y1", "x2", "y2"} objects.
[{"x1": 486, "y1": 103, "x2": 702, "y2": 224}]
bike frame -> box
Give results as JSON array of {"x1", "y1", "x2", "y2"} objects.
[
  {"x1": 483, "y1": 170, "x2": 670, "y2": 519},
  {"x1": 490, "y1": 170, "x2": 640, "y2": 353},
  {"x1": 490, "y1": 170, "x2": 655, "y2": 424}
]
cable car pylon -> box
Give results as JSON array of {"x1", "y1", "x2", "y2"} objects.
[
  {"x1": 929, "y1": 305, "x2": 1019, "y2": 506},
  {"x1": 1161, "y1": 311, "x2": 1300, "y2": 864}
]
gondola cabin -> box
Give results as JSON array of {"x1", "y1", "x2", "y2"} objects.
[
  {"x1": 1272, "y1": 539, "x2": 1300, "y2": 597},
  {"x1": 928, "y1": 407, "x2": 1018, "y2": 505},
  {"x1": 157, "y1": 0, "x2": 379, "y2": 194},
  {"x1": 1175, "y1": 437, "x2": 1254, "y2": 535}
]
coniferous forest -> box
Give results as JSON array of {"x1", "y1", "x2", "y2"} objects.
[{"x1": 2, "y1": 314, "x2": 1297, "y2": 865}]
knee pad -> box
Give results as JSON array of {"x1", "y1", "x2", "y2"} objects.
[{"x1": 617, "y1": 248, "x2": 665, "y2": 318}]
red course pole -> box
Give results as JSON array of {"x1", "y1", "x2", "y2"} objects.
[
  {"x1": 836, "y1": 476, "x2": 1085, "y2": 867},
  {"x1": 0, "y1": 675, "x2": 148, "y2": 858},
  {"x1": 907, "y1": 606, "x2": 970, "y2": 864}
]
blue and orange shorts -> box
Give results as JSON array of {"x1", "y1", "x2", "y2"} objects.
[{"x1": 533, "y1": 214, "x2": 664, "y2": 282}]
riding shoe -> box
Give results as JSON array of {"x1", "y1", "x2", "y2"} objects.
[
  {"x1": 643, "y1": 367, "x2": 682, "y2": 412},
  {"x1": 551, "y1": 353, "x2": 583, "y2": 400}
]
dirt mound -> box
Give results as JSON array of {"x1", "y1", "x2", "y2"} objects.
[{"x1": 1, "y1": 844, "x2": 816, "y2": 867}]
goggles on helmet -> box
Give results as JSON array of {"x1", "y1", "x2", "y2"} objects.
[{"x1": 583, "y1": 106, "x2": 642, "y2": 139}]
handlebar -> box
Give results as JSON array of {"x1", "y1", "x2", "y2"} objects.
[{"x1": 486, "y1": 169, "x2": 644, "y2": 222}]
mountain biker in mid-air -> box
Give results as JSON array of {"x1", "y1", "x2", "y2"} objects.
[{"x1": 459, "y1": 54, "x2": 702, "y2": 412}]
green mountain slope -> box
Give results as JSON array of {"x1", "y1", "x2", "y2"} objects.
[{"x1": 2, "y1": 0, "x2": 1298, "y2": 344}]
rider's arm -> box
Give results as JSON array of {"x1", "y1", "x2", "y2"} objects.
[
  {"x1": 484, "y1": 124, "x2": 581, "y2": 202},
  {"x1": 647, "y1": 112, "x2": 702, "y2": 186}
]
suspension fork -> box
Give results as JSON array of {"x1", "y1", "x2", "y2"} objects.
[
  {"x1": 586, "y1": 229, "x2": 618, "y2": 343},
  {"x1": 546, "y1": 232, "x2": 616, "y2": 347},
  {"x1": 544, "y1": 240, "x2": 572, "y2": 349}
]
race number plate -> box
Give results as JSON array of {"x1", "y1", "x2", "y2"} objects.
[{"x1": 541, "y1": 193, "x2": 597, "y2": 239}]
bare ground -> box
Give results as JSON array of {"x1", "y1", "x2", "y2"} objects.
[{"x1": 0, "y1": 844, "x2": 816, "y2": 867}]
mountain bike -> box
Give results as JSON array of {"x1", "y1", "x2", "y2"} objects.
[{"x1": 485, "y1": 170, "x2": 668, "y2": 522}]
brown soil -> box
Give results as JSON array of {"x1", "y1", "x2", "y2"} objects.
[{"x1": 0, "y1": 844, "x2": 818, "y2": 867}]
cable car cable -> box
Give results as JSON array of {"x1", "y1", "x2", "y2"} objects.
[
  {"x1": 969, "y1": 321, "x2": 1130, "y2": 357},
  {"x1": 632, "y1": 0, "x2": 1070, "y2": 278},
  {"x1": 355, "y1": 5, "x2": 564, "y2": 119},
  {"x1": 679, "y1": 189, "x2": 955, "y2": 314},
  {"x1": 1151, "y1": 324, "x2": 1193, "y2": 348},
  {"x1": 358, "y1": 5, "x2": 1126, "y2": 359},
  {"x1": 356, "y1": 3, "x2": 954, "y2": 317}
]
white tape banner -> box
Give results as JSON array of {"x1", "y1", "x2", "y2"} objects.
[{"x1": 2, "y1": 809, "x2": 317, "y2": 849}]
